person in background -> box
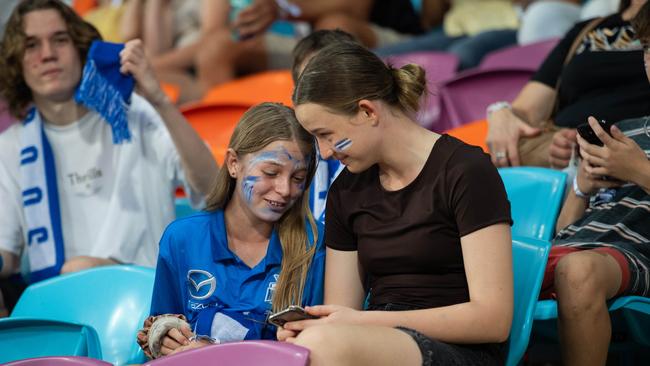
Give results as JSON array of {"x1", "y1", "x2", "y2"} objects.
[
  {"x1": 538, "y1": 4, "x2": 650, "y2": 365},
  {"x1": 486, "y1": 0, "x2": 649, "y2": 168},
  {"x1": 0, "y1": 0, "x2": 217, "y2": 315}
]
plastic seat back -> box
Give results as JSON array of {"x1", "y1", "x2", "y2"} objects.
[
  {"x1": 498, "y1": 167, "x2": 567, "y2": 241},
  {"x1": 444, "y1": 119, "x2": 488, "y2": 152},
  {"x1": 12, "y1": 265, "x2": 155, "y2": 365},
  {"x1": 479, "y1": 39, "x2": 559, "y2": 71},
  {"x1": 385, "y1": 51, "x2": 459, "y2": 131},
  {"x1": 507, "y1": 237, "x2": 551, "y2": 366},
  {"x1": 5, "y1": 356, "x2": 112, "y2": 366},
  {"x1": 201, "y1": 70, "x2": 294, "y2": 107},
  {"x1": 438, "y1": 68, "x2": 533, "y2": 130},
  {"x1": 145, "y1": 340, "x2": 309, "y2": 366},
  {"x1": 181, "y1": 103, "x2": 248, "y2": 164},
  {"x1": 0, "y1": 318, "x2": 102, "y2": 363}
]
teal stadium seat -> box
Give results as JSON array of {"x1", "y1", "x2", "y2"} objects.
[
  {"x1": 506, "y1": 237, "x2": 551, "y2": 366},
  {"x1": 0, "y1": 319, "x2": 102, "y2": 363},
  {"x1": 498, "y1": 167, "x2": 567, "y2": 241},
  {"x1": 8, "y1": 265, "x2": 155, "y2": 365}
]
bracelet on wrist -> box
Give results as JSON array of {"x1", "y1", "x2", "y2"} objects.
[
  {"x1": 486, "y1": 101, "x2": 511, "y2": 118},
  {"x1": 572, "y1": 176, "x2": 589, "y2": 199}
]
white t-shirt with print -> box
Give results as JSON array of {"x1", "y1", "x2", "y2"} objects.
[{"x1": 0, "y1": 94, "x2": 199, "y2": 268}]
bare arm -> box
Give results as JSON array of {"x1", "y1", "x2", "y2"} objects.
[
  {"x1": 120, "y1": 40, "x2": 219, "y2": 195},
  {"x1": 324, "y1": 248, "x2": 366, "y2": 309},
  {"x1": 353, "y1": 224, "x2": 513, "y2": 343},
  {"x1": 143, "y1": 0, "x2": 175, "y2": 57},
  {"x1": 292, "y1": 224, "x2": 513, "y2": 343},
  {"x1": 486, "y1": 81, "x2": 557, "y2": 167},
  {"x1": 0, "y1": 250, "x2": 19, "y2": 278},
  {"x1": 555, "y1": 186, "x2": 589, "y2": 233},
  {"x1": 120, "y1": 0, "x2": 145, "y2": 42}
]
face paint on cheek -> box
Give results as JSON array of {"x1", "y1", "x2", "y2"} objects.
[
  {"x1": 242, "y1": 175, "x2": 260, "y2": 203},
  {"x1": 333, "y1": 138, "x2": 353, "y2": 152}
]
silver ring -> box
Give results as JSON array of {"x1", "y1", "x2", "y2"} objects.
[{"x1": 495, "y1": 151, "x2": 507, "y2": 159}]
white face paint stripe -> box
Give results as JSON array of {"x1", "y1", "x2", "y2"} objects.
[{"x1": 333, "y1": 138, "x2": 352, "y2": 152}]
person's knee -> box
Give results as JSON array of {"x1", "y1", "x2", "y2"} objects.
[
  {"x1": 554, "y1": 251, "x2": 609, "y2": 312},
  {"x1": 294, "y1": 325, "x2": 352, "y2": 363}
]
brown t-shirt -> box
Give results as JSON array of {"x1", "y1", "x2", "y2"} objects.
[{"x1": 325, "y1": 135, "x2": 512, "y2": 309}]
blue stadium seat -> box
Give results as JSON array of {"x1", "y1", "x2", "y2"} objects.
[
  {"x1": 0, "y1": 319, "x2": 102, "y2": 363},
  {"x1": 506, "y1": 236, "x2": 551, "y2": 366},
  {"x1": 10, "y1": 265, "x2": 155, "y2": 365},
  {"x1": 498, "y1": 167, "x2": 567, "y2": 241}
]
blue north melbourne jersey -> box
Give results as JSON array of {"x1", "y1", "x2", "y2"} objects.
[{"x1": 150, "y1": 209, "x2": 325, "y2": 341}]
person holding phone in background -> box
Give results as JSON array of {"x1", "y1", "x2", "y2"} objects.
[
  {"x1": 136, "y1": 103, "x2": 325, "y2": 358},
  {"x1": 537, "y1": 4, "x2": 650, "y2": 365},
  {"x1": 486, "y1": 0, "x2": 650, "y2": 169},
  {"x1": 278, "y1": 41, "x2": 514, "y2": 366}
]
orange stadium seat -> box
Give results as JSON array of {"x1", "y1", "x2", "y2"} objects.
[
  {"x1": 445, "y1": 119, "x2": 488, "y2": 153},
  {"x1": 181, "y1": 103, "x2": 249, "y2": 165},
  {"x1": 72, "y1": 0, "x2": 98, "y2": 16},
  {"x1": 201, "y1": 70, "x2": 294, "y2": 107}
]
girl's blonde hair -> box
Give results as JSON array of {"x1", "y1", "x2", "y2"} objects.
[{"x1": 205, "y1": 102, "x2": 318, "y2": 312}]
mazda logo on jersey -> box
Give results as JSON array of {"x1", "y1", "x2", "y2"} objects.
[{"x1": 187, "y1": 269, "x2": 216, "y2": 300}]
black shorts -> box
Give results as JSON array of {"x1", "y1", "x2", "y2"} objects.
[{"x1": 368, "y1": 303, "x2": 504, "y2": 366}]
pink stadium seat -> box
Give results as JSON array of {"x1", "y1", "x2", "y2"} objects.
[
  {"x1": 145, "y1": 340, "x2": 309, "y2": 366},
  {"x1": 4, "y1": 356, "x2": 112, "y2": 366},
  {"x1": 437, "y1": 68, "x2": 534, "y2": 131},
  {"x1": 479, "y1": 38, "x2": 559, "y2": 71},
  {"x1": 385, "y1": 52, "x2": 459, "y2": 130}
]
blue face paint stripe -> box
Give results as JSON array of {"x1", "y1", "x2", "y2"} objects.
[
  {"x1": 242, "y1": 176, "x2": 260, "y2": 203},
  {"x1": 333, "y1": 138, "x2": 352, "y2": 152}
]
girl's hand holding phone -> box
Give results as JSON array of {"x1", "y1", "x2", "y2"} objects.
[{"x1": 577, "y1": 116, "x2": 648, "y2": 185}]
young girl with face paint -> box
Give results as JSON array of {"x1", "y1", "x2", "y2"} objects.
[
  {"x1": 280, "y1": 42, "x2": 514, "y2": 366},
  {"x1": 138, "y1": 103, "x2": 324, "y2": 358}
]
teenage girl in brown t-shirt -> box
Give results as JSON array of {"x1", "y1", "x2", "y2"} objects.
[{"x1": 277, "y1": 41, "x2": 514, "y2": 366}]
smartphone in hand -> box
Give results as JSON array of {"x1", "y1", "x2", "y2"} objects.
[
  {"x1": 576, "y1": 119, "x2": 615, "y2": 147},
  {"x1": 268, "y1": 305, "x2": 318, "y2": 327}
]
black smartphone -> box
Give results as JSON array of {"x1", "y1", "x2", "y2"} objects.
[
  {"x1": 268, "y1": 305, "x2": 318, "y2": 327},
  {"x1": 576, "y1": 119, "x2": 615, "y2": 147}
]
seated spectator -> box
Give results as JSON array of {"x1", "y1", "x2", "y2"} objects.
[
  {"x1": 517, "y1": 0, "x2": 622, "y2": 45},
  {"x1": 291, "y1": 29, "x2": 356, "y2": 223},
  {"x1": 375, "y1": 0, "x2": 520, "y2": 70},
  {"x1": 486, "y1": 0, "x2": 650, "y2": 168},
  {"x1": 279, "y1": 41, "x2": 514, "y2": 366},
  {"x1": 539, "y1": 7, "x2": 650, "y2": 363},
  {"x1": 136, "y1": 103, "x2": 325, "y2": 358},
  {"x1": 0, "y1": 0, "x2": 217, "y2": 314},
  {"x1": 124, "y1": 0, "x2": 427, "y2": 103},
  {"x1": 539, "y1": 5, "x2": 650, "y2": 365}
]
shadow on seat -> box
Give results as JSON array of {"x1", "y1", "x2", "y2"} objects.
[
  {"x1": 498, "y1": 167, "x2": 567, "y2": 241},
  {"x1": 0, "y1": 319, "x2": 102, "y2": 363},
  {"x1": 507, "y1": 236, "x2": 551, "y2": 366},
  {"x1": 4, "y1": 356, "x2": 112, "y2": 366},
  {"x1": 9, "y1": 265, "x2": 155, "y2": 365},
  {"x1": 144, "y1": 340, "x2": 309, "y2": 366}
]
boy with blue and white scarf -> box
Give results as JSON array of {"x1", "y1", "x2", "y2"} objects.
[{"x1": 0, "y1": 0, "x2": 218, "y2": 313}]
